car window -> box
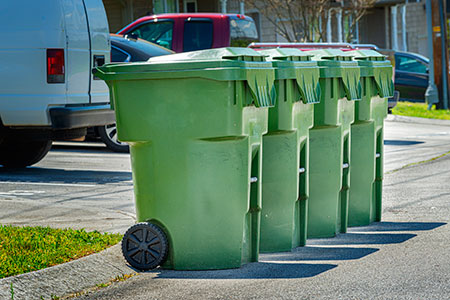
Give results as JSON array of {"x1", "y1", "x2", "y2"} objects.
[
  {"x1": 230, "y1": 17, "x2": 258, "y2": 47},
  {"x1": 129, "y1": 21, "x2": 174, "y2": 50},
  {"x1": 395, "y1": 55, "x2": 427, "y2": 74},
  {"x1": 118, "y1": 38, "x2": 173, "y2": 56},
  {"x1": 111, "y1": 46, "x2": 130, "y2": 62},
  {"x1": 183, "y1": 20, "x2": 213, "y2": 52}
]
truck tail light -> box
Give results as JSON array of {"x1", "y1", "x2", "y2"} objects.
[{"x1": 47, "y1": 49, "x2": 65, "y2": 83}]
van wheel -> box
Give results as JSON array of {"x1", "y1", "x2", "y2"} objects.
[
  {"x1": 0, "y1": 139, "x2": 52, "y2": 168},
  {"x1": 97, "y1": 124, "x2": 129, "y2": 153},
  {"x1": 122, "y1": 223, "x2": 169, "y2": 270}
]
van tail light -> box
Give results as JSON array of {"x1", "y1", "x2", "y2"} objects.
[{"x1": 47, "y1": 49, "x2": 65, "y2": 83}]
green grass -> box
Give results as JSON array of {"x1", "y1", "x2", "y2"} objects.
[
  {"x1": 0, "y1": 225, "x2": 122, "y2": 279},
  {"x1": 392, "y1": 101, "x2": 450, "y2": 120}
]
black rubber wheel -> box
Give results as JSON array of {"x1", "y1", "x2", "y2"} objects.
[
  {"x1": 97, "y1": 123, "x2": 129, "y2": 153},
  {"x1": 0, "y1": 139, "x2": 52, "y2": 168},
  {"x1": 121, "y1": 223, "x2": 169, "y2": 270}
]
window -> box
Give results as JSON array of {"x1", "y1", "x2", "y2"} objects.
[
  {"x1": 183, "y1": 20, "x2": 213, "y2": 52},
  {"x1": 395, "y1": 55, "x2": 428, "y2": 74},
  {"x1": 184, "y1": 0, "x2": 197, "y2": 12},
  {"x1": 153, "y1": 0, "x2": 177, "y2": 13},
  {"x1": 111, "y1": 46, "x2": 131, "y2": 62},
  {"x1": 129, "y1": 21, "x2": 174, "y2": 50},
  {"x1": 229, "y1": 16, "x2": 259, "y2": 47}
]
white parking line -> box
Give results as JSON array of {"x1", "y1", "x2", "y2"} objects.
[
  {"x1": 0, "y1": 190, "x2": 46, "y2": 196},
  {"x1": 0, "y1": 181, "x2": 96, "y2": 187}
]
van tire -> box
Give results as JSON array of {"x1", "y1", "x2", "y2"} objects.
[{"x1": 0, "y1": 139, "x2": 52, "y2": 168}]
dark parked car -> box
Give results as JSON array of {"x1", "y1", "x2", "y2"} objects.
[
  {"x1": 93, "y1": 34, "x2": 173, "y2": 152},
  {"x1": 394, "y1": 51, "x2": 429, "y2": 102}
]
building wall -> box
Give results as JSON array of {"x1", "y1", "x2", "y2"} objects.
[
  {"x1": 103, "y1": 0, "x2": 153, "y2": 33},
  {"x1": 197, "y1": 0, "x2": 219, "y2": 12},
  {"x1": 103, "y1": 0, "x2": 125, "y2": 32},
  {"x1": 356, "y1": 1, "x2": 427, "y2": 55},
  {"x1": 359, "y1": 7, "x2": 389, "y2": 48},
  {"x1": 133, "y1": 0, "x2": 153, "y2": 19},
  {"x1": 404, "y1": 1, "x2": 427, "y2": 55}
]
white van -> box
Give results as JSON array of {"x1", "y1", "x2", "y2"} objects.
[{"x1": 0, "y1": 0, "x2": 114, "y2": 167}]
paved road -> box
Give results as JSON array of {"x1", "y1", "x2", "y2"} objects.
[
  {"x1": 1, "y1": 118, "x2": 450, "y2": 299},
  {"x1": 0, "y1": 142, "x2": 135, "y2": 233},
  {"x1": 2, "y1": 118, "x2": 450, "y2": 234},
  {"x1": 384, "y1": 117, "x2": 450, "y2": 172}
]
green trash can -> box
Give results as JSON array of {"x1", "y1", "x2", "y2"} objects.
[
  {"x1": 347, "y1": 49, "x2": 393, "y2": 226},
  {"x1": 258, "y1": 48, "x2": 320, "y2": 252},
  {"x1": 307, "y1": 49, "x2": 361, "y2": 238},
  {"x1": 95, "y1": 48, "x2": 276, "y2": 270}
]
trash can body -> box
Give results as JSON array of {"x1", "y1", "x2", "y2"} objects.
[
  {"x1": 307, "y1": 49, "x2": 361, "y2": 238},
  {"x1": 96, "y1": 48, "x2": 275, "y2": 270},
  {"x1": 348, "y1": 50, "x2": 393, "y2": 226},
  {"x1": 259, "y1": 49, "x2": 320, "y2": 252}
]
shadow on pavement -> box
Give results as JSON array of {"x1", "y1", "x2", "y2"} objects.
[
  {"x1": 0, "y1": 167, "x2": 132, "y2": 184},
  {"x1": 133, "y1": 221, "x2": 443, "y2": 279},
  {"x1": 308, "y1": 232, "x2": 416, "y2": 245},
  {"x1": 51, "y1": 143, "x2": 112, "y2": 153},
  {"x1": 263, "y1": 247, "x2": 378, "y2": 261},
  {"x1": 384, "y1": 140, "x2": 425, "y2": 146},
  {"x1": 154, "y1": 262, "x2": 337, "y2": 279},
  {"x1": 349, "y1": 221, "x2": 447, "y2": 232}
]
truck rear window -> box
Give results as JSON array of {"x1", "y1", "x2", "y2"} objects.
[
  {"x1": 183, "y1": 20, "x2": 213, "y2": 52},
  {"x1": 129, "y1": 20, "x2": 174, "y2": 50},
  {"x1": 230, "y1": 17, "x2": 258, "y2": 47}
]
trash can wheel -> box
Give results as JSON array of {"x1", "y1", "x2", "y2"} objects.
[{"x1": 121, "y1": 222, "x2": 169, "y2": 270}]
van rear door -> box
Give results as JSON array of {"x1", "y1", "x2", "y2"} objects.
[
  {"x1": 61, "y1": 0, "x2": 91, "y2": 105},
  {"x1": 83, "y1": 0, "x2": 110, "y2": 104},
  {"x1": 61, "y1": 0, "x2": 109, "y2": 105}
]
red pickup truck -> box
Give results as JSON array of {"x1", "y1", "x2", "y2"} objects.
[{"x1": 118, "y1": 13, "x2": 258, "y2": 53}]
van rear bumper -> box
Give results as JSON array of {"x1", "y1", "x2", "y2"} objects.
[{"x1": 49, "y1": 104, "x2": 116, "y2": 129}]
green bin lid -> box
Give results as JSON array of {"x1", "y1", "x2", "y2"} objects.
[
  {"x1": 259, "y1": 48, "x2": 320, "y2": 104},
  {"x1": 307, "y1": 49, "x2": 361, "y2": 101},
  {"x1": 347, "y1": 50, "x2": 394, "y2": 98},
  {"x1": 307, "y1": 49, "x2": 354, "y2": 62},
  {"x1": 349, "y1": 49, "x2": 386, "y2": 61},
  {"x1": 95, "y1": 47, "x2": 276, "y2": 108}
]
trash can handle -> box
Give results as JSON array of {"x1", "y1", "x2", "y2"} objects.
[
  {"x1": 373, "y1": 67, "x2": 395, "y2": 98},
  {"x1": 341, "y1": 68, "x2": 362, "y2": 101},
  {"x1": 246, "y1": 68, "x2": 276, "y2": 107},
  {"x1": 294, "y1": 69, "x2": 321, "y2": 104}
]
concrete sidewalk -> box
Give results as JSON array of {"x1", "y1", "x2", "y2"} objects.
[
  {"x1": 386, "y1": 114, "x2": 450, "y2": 126},
  {"x1": 1, "y1": 115, "x2": 450, "y2": 300}
]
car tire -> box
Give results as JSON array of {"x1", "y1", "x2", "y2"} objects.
[
  {"x1": 97, "y1": 123, "x2": 129, "y2": 153},
  {"x1": 0, "y1": 139, "x2": 52, "y2": 168}
]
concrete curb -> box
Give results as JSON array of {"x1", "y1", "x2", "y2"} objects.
[
  {"x1": 0, "y1": 244, "x2": 135, "y2": 300},
  {"x1": 386, "y1": 114, "x2": 450, "y2": 126}
]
